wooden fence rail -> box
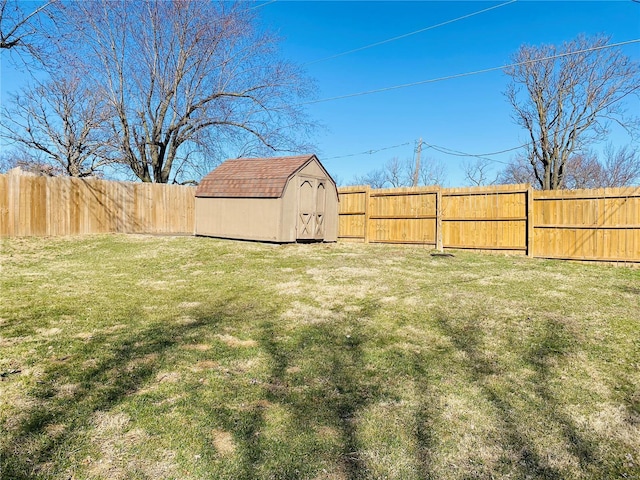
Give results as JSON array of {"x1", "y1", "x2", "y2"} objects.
[
  {"x1": 0, "y1": 170, "x2": 195, "y2": 237},
  {"x1": 338, "y1": 184, "x2": 640, "y2": 263}
]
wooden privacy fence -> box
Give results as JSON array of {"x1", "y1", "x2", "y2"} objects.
[
  {"x1": 533, "y1": 188, "x2": 640, "y2": 262},
  {"x1": 338, "y1": 184, "x2": 640, "y2": 263},
  {"x1": 2, "y1": 170, "x2": 639, "y2": 263},
  {"x1": 0, "y1": 170, "x2": 196, "y2": 237}
]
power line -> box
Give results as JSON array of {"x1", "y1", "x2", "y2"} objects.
[
  {"x1": 424, "y1": 143, "x2": 512, "y2": 165},
  {"x1": 424, "y1": 141, "x2": 531, "y2": 158},
  {"x1": 324, "y1": 141, "x2": 413, "y2": 160},
  {"x1": 323, "y1": 139, "x2": 530, "y2": 164},
  {"x1": 422, "y1": 139, "x2": 540, "y2": 165},
  {"x1": 301, "y1": 38, "x2": 640, "y2": 105},
  {"x1": 249, "y1": 0, "x2": 276, "y2": 10},
  {"x1": 304, "y1": 0, "x2": 516, "y2": 66}
]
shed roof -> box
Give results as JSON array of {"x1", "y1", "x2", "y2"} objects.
[{"x1": 196, "y1": 155, "x2": 322, "y2": 198}]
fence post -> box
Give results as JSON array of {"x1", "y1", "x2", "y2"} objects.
[
  {"x1": 436, "y1": 186, "x2": 443, "y2": 251},
  {"x1": 527, "y1": 185, "x2": 534, "y2": 257},
  {"x1": 364, "y1": 186, "x2": 371, "y2": 243}
]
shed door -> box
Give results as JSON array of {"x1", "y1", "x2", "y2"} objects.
[
  {"x1": 315, "y1": 181, "x2": 326, "y2": 238},
  {"x1": 297, "y1": 177, "x2": 326, "y2": 241}
]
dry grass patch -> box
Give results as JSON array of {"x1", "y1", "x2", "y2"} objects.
[
  {"x1": 183, "y1": 343, "x2": 211, "y2": 351},
  {"x1": 211, "y1": 429, "x2": 237, "y2": 456},
  {"x1": 282, "y1": 301, "x2": 344, "y2": 324},
  {"x1": 177, "y1": 301, "x2": 202, "y2": 309},
  {"x1": 155, "y1": 371, "x2": 182, "y2": 383},
  {"x1": 216, "y1": 333, "x2": 258, "y2": 348},
  {"x1": 190, "y1": 360, "x2": 218, "y2": 372},
  {"x1": 275, "y1": 280, "x2": 303, "y2": 295},
  {"x1": 35, "y1": 327, "x2": 62, "y2": 336},
  {"x1": 88, "y1": 411, "x2": 177, "y2": 480}
]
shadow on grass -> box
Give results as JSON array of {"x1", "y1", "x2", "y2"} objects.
[
  {"x1": 527, "y1": 319, "x2": 600, "y2": 471},
  {"x1": 405, "y1": 348, "x2": 441, "y2": 477},
  {"x1": 205, "y1": 397, "x2": 268, "y2": 479},
  {"x1": 619, "y1": 284, "x2": 640, "y2": 296},
  {"x1": 434, "y1": 306, "x2": 604, "y2": 479},
  {"x1": 0, "y1": 305, "x2": 223, "y2": 480},
  {"x1": 11, "y1": 291, "x2": 624, "y2": 479},
  {"x1": 258, "y1": 310, "x2": 379, "y2": 480},
  {"x1": 193, "y1": 299, "x2": 443, "y2": 479},
  {"x1": 3, "y1": 294, "x2": 441, "y2": 479}
]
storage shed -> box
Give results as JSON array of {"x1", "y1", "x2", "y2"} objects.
[{"x1": 195, "y1": 155, "x2": 339, "y2": 243}]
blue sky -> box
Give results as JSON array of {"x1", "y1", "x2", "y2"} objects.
[
  {"x1": 255, "y1": 1, "x2": 640, "y2": 186},
  {"x1": 0, "y1": 1, "x2": 638, "y2": 185}
]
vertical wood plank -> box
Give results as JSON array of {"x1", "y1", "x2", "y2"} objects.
[
  {"x1": 436, "y1": 187, "x2": 443, "y2": 251},
  {"x1": 527, "y1": 186, "x2": 534, "y2": 257},
  {"x1": 364, "y1": 186, "x2": 370, "y2": 243}
]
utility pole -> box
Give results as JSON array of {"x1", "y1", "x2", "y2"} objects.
[{"x1": 412, "y1": 137, "x2": 422, "y2": 187}]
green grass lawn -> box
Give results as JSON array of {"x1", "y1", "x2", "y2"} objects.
[{"x1": 1, "y1": 235, "x2": 639, "y2": 480}]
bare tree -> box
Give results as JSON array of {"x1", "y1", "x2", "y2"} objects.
[
  {"x1": 351, "y1": 155, "x2": 447, "y2": 188},
  {"x1": 560, "y1": 153, "x2": 606, "y2": 190},
  {"x1": 565, "y1": 145, "x2": 640, "y2": 189},
  {"x1": 505, "y1": 34, "x2": 640, "y2": 190},
  {"x1": 499, "y1": 154, "x2": 600, "y2": 188},
  {"x1": 55, "y1": 0, "x2": 314, "y2": 184},
  {"x1": 463, "y1": 158, "x2": 497, "y2": 186},
  {"x1": 498, "y1": 156, "x2": 538, "y2": 185},
  {"x1": 417, "y1": 157, "x2": 446, "y2": 186},
  {"x1": 0, "y1": 0, "x2": 55, "y2": 60},
  {"x1": 384, "y1": 157, "x2": 408, "y2": 187},
  {"x1": 330, "y1": 173, "x2": 343, "y2": 187},
  {"x1": 0, "y1": 152, "x2": 11, "y2": 173},
  {"x1": 601, "y1": 144, "x2": 640, "y2": 187},
  {"x1": 0, "y1": 147, "x2": 64, "y2": 176},
  {"x1": 351, "y1": 168, "x2": 387, "y2": 189},
  {"x1": 384, "y1": 156, "x2": 446, "y2": 187},
  {"x1": 500, "y1": 144, "x2": 640, "y2": 188},
  {"x1": 353, "y1": 157, "x2": 410, "y2": 188},
  {"x1": 1, "y1": 74, "x2": 112, "y2": 177}
]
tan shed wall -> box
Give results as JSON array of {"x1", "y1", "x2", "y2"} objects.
[
  {"x1": 279, "y1": 179, "x2": 299, "y2": 242},
  {"x1": 319, "y1": 165, "x2": 340, "y2": 242},
  {"x1": 324, "y1": 193, "x2": 339, "y2": 242},
  {"x1": 298, "y1": 160, "x2": 326, "y2": 178},
  {"x1": 195, "y1": 197, "x2": 283, "y2": 242}
]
